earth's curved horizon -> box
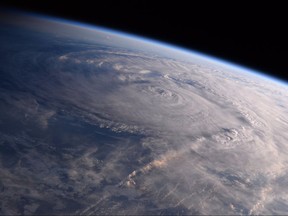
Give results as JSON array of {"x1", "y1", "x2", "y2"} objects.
[{"x1": 1, "y1": 13, "x2": 288, "y2": 215}]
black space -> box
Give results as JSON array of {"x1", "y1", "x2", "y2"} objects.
[{"x1": 1, "y1": 1, "x2": 287, "y2": 82}]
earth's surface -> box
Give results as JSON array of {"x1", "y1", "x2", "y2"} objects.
[{"x1": 1, "y1": 13, "x2": 288, "y2": 215}]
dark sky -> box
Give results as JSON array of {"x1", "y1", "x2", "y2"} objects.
[{"x1": 1, "y1": 1, "x2": 287, "y2": 82}]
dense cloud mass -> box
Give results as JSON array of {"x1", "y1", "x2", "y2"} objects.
[{"x1": 1, "y1": 15, "x2": 288, "y2": 215}]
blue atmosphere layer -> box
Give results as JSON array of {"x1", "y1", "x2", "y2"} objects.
[{"x1": 9, "y1": 10, "x2": 288, "y2": 87}]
